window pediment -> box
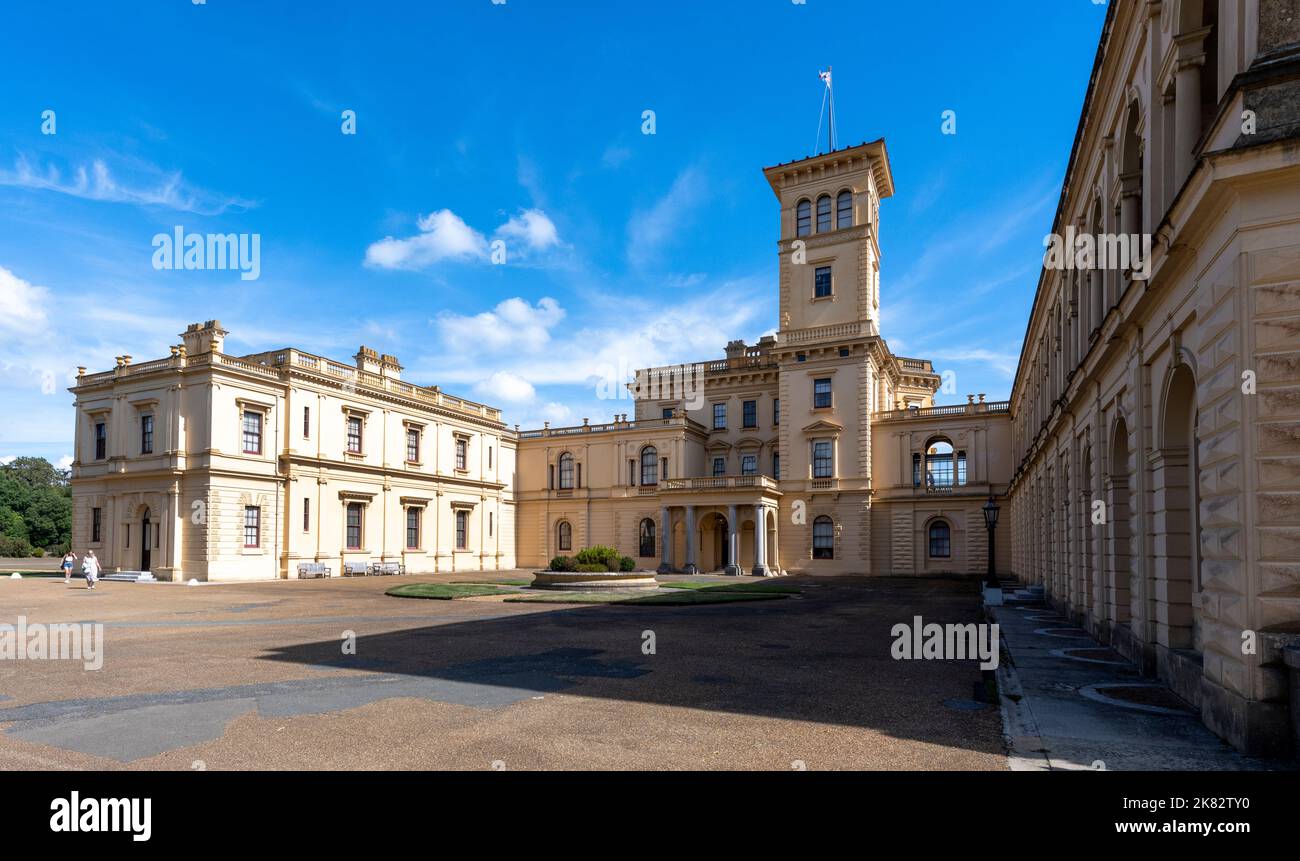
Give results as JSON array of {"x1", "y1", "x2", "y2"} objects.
[{"x1": 801, "y1": 419, "x2": 843, "y2": 435}]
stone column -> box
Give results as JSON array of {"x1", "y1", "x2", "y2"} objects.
[
  {"x1": 725, "y1": 503, "x2": 741, "y2": 576},
  {"x1": 1174, "y1": 51, "x2": 1205, "y2": 186},
  {"x1": 752, "y1": 503, "x2": 768, "y2": 577},
  {"x1": 684, "y1": 505, "x2": 698, "y2": 575},
  {"x1": 658, "y1": 505, "x2": 672, "y2": 574}
]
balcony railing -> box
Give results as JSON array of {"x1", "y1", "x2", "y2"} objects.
[
  {"x1": 518, "y1": 415, "x2": 706, "y2": 438},
  {"x1": 874, "y1": 401, "x2": 1010, "y2": 422},
  {"x1": 660, "y1": 475, "x2": 779, "y2": 491}
]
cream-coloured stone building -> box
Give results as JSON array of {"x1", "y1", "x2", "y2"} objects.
[
  {"x1": 70, "y1": 322, "x2": 515, "y2": 580},
  {"x1": 1005, "y1": 0, "x2": 1300, "y2": 757},
  {"x1": 512, "y1": 141, "x2": 1015, "y2": 577},
  {"x1": 67, "y1": 0, "x2": 1300, "y2": 758}
]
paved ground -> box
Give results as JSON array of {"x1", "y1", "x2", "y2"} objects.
[
  {"x1": 0, "y1": 572, "x2": 1005, "y2": 770},
  {"x1": 992, "y1": 600, "x2": 1291, "y2": 771}
]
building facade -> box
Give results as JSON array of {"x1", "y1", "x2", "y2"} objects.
[
  {"x1": 1005, "y1": 0, "x2": 1300, "y2": 757},
  {"x1": 70, "y1": 321, "x2": 515, "y2": 581},
  {"x1": 512, "y1": 141, "x2": 1015, "y2": 576}
]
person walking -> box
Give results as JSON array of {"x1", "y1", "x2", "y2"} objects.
[
  {"x1": 61, "y1": 550, "x2": 78, "y2": 584},
  {"x1": 81, "y1": 550, "x2": 100, "y2": 590}
]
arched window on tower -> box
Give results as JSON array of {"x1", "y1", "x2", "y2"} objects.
[
  {"x1": 816, "y1": 195, "x2": 832, "y2": 233},
  {"x1": 796, "y1": 199, "x2": 811, "y2": 237},
  {"x1": 557, "y1": 520, "x2": 572, "y2": 552},
  {"x1": 558, "y1": 452, "x2": 575, "y2": 489},
  {"x1": 836, "y1": 190, "x2": 853, "y2": 229}
]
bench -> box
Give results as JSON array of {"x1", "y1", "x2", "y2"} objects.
[
  {"x1": 342, "y1": 561, "x2": 370, "y2": 577},
  {"x1": 368, "y1": 562, "x2": 406, "y2": 576},
  {"x1": 297, "y1": 562, "x2": 332, "y2": 579}
]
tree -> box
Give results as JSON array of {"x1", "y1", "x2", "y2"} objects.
[{"x1": 0, "y1": 457, "x2": 72, "y2": 555}]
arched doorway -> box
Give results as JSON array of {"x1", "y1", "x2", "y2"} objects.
[
  {"x1": 1107, "y1": 418, "x2": 1132, "y2": 627},
  {"x1": 140, "y1": 507, "x2": 152, "y2": 572},
  {"x1": 701, "y1": 513, "x2": 729, "y2": 572},
  {"x1": 1158, "y1": 363, "x2": 1200, "y2": 652}
]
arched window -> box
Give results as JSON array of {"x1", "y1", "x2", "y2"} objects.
[
  {"x1": 558, "y1": 452, "x2": 575, "y2": 489},
  {"x1": 639, "y1": 518, "x2": 656, "y2": 558},
  {"x1": 924, "y1": 438, "x2": 954, "y2": 489},
  {"x1": 928, "y1": 521, "x2": 951, "y2": 558},
  {"x1": 816, "y1": 195, "x2": 832, "y2": 232},
  {"x1": 640, "y1": 446, "x2": 658, "y2": 486},
  {"x1": 557, "y1": 520, "x2": 572, "y2": 551},
  {"x1": 796, "y1": 199, "x2": 811, "y2": 237},
  {"x1": 812, "y1": 516, "x2": 834, "y2": 559},
  {"x1": 836, "y1": 190, "x2": 853, "y2": 229}
]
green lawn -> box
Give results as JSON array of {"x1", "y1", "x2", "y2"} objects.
[
  {"x1": 449, "y1": 578, "x2": 533, "y2": 587},
  {"x1": 505, "y1": 589, "x2": 790, "y2": 606},
  {"x1": 386, "y1": 583, "x2": 515, "y2": 600},
  {"x1": 658, "y1": 580, "x2": 801, "y2": 594}
]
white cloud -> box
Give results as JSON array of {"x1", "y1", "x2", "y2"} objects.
[
  {"x1": 495, "y1": 209, "x2": 560, "y2": 253},
  {"x1": 56, "y1": 455, "x2": 72, "y2": 470},
  {"x1": 365, "y1": 208, "x2": 563, "y2": 270},
  {"x1": 0, "y1": 265, "x2": 50, "y2": 333},
  {"x1": 601, "y1": 145, "x2": 632, "y2": 169},
  {"x1": 473, "y1": 371, "x2": 536, "y2": 404},
  {"x1": 0, "y1": 456, "x2": 15, "y2": 466},
  {"x1": 434, "y1": 297, "x2": 565, "y2": 353},
  {"x1": 0, "y1": 154, "x2": 253, "y2": 215},
  {"x1": 928, "y1": 348, "x2": 1020, "y2": 378},
  {"x1": 627, "y1": 166, "x2": 708, "y2": 267},
  {"x1": 364, "y1": 209, "x2": 488, "y2": 269}
]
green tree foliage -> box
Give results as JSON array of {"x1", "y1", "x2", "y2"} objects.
[{"x1": 0, "y1": 457, "x2": 72, "y2": 556}]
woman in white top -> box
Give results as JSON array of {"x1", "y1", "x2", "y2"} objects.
[
  {"x1": 61, "y1": 550, "x2": 78, "y2": 584},
  {"x1": 81, "y1": 550, "x2": 101, "y2": 590}
]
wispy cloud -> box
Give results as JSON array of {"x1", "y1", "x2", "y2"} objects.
[
  {"x1": 0, "y1": 154, "x2": 254, "y2": 215},
  {"x1": 626, "y1": 165, "x2": 708, "y2": 268}
]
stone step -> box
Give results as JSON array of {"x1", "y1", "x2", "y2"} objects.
[{"x1": 100, "y1": 571, "x2": 157, "y2": 583}]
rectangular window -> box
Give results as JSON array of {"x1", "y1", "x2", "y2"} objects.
[
  {"x1": 455, "y1": 438, "x2": 467, "y2": 470},
  {"x1": 406, "y1": 428, "x2": 420, "y2": 463},
  {"x1": 773, "y1": 399, "x2": 780, "y2": 426},
  {"x1": 455, "y1": 510, "x2": 467, "y2": 549},
  {"x1": 712, "y1": 403, "x2": 726, "y2": 429},
  {"x1": 303, "y1": 405, "x2": 310, "y2": 438},
  {"x1": 957, "y1": 451, "x2": 967, "y2": 486},
  {"x1": 346, "y1": 416, "x2": 363, "y2": 454},
  {"x1": 140, "y1": 414, "x2": 154, "y2": 454},
  {"x1": 772, "y1": 453, "x2": 780, "y2": 480},
  {"x1": 661, "y1": 407, "x2": 673, "y2": 420},
  {"x1": 405, "y1": 508, "x2": 421, "y2": 550},
  {"x1": 712, "y1": 457, "x2": 725, "y2": 477},
  {"x1": 489, "y1": 511, "x2": 493, "y2": 537},
  {"x1": 303, "y1": 498, "x2": 310, "y2": 532},
  {"x1": 346, "y1": 502, "x2": 363, "y2": 549},
  {"x1": 813, "y1": 440, "x2": 833, "y2": 478},
  {"x1": 661, "y1": 457, "x2": 669, "y2": 480},
  {"x1": 94, "y1": 422, "x2": 107, "y2": 460},
  {"x1": 742, "y1": 400, "x2": 757, "y2": 428},
  {"x1": 813, "y1": 378, "x2": 832, "y2": 409},
  {"x1": 92, "y1": 507, "x2": 102, "y2": 543},
  {"x1": 741, "y1": 454, "x2": 757, "y2": 476},
  {"x1": 242, "y1": 410, "x2": 263, "y2": 455},
  {"x1": 243, "y1": 506, "x2": 261, "y2": 548},
  {"x1": 488, "y1": 446, "x2": 493, "y2": 469},
  {"x1": 814, "y1": 266, "x2": 832, "y2": 298}
]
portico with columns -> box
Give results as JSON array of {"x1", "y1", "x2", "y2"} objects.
[{"x1": 655, "y1": 477, "x2": 783, "y2": 576}]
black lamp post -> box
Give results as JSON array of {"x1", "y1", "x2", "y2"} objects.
[{"x1": 981, "y1": 495, "x2": 1000, "y2": 589}]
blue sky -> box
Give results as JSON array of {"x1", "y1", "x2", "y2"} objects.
[{"x1": 0, "y1": 0, "x2": 1106, "y2": 467}]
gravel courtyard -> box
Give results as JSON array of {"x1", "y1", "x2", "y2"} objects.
[{"x1": 0, "y1": 573, "x2": 1005, "y2": 770}]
